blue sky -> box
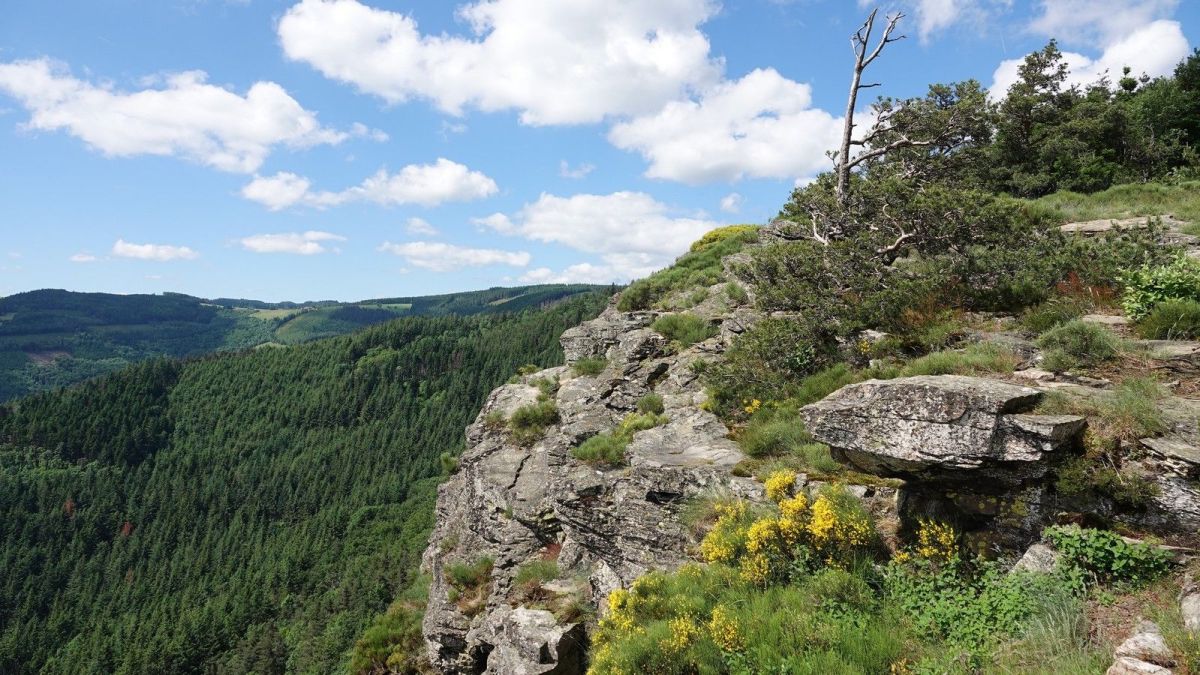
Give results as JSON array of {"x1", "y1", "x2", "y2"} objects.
[{"x1": 0, "y1": 0, "x2": 1196, "y2": 302}]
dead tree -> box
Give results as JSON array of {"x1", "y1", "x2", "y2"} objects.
[{"x1": 835, "y1": 8, "x2": 905, "y2": 206}]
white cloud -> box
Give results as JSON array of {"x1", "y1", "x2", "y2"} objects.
[
  {"x1": 378, "y1": 241, "x2": 530, "y2": 272},
  {"x1": 719, "y1": 192, "x2": 743, "y2": 214},
  {"x1": 559, "y1": 160, "x2": 595, "y2": 179},
  {"x1": 241, "y1": 158, "x2": 498, "y2": 210},
  {"x1": 608, "y1": 68, "x2": 842, "y2": 184},
  {"x1": 277, "y1": 0, "x2": 722, "y2": 125},
  {"x1": 405, "y1": 217, "x2": 439, "y2": 236},
  {"x1": 990, "y1": 19, "x2": 1189, "y2": 96},
  {"x1": 69, "y1": 253, "x2": 97, "y2": 263},
  {"x1": 477, "y1": 191, "x2": 721, "y2": 280},
  {"x1": 1028, "y1": 0, "x2": 1178, "y2": 46},
  {"x1": 239, "y1": 230, "x2": 345, "y2": 255},
  {"x1": 112, "y1": 239, "x2": 199, "y2": 261},
  {"x1": 854, "y1": 0, "x2": 1011, "y2": 42},
  {"x1": 0, "y1": 58, "x2": 348, "y2": 173},
  {"x1": 240, "y1": 172, "x2": 313, "y2": 210}
]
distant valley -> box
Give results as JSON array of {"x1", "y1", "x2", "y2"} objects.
[{"x1": 0, "y1": 284, "x2": 607, "y2": 401}]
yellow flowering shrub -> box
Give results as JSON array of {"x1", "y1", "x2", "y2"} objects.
[
  {"x1": 805, "y1": 490, "x2": 874, "y2": 567},
  {"x1": 763, "y1": 469, "x2": 797, "y2": 503},
  {"x1": 660, "y1": 616, "x2": 701, "y2": 653},
  {"x1": 699, "y1": 501, "x2": 751, "y2": 564},
  {"x1": 914, "y1": 519, "x2": 958, "y2": 564},
  {"x1": 707, "y1": 605, "x2": 742, "y2": 651}
]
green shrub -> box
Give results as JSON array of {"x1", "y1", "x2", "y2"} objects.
[
  {"x1": 508, "y1": 400, "x2": 559, "y2": 445},
  {"x1": 572, "y1": 433, "x2": 629, "y2": 466},
  {"x1": 1022, "y1": 296, "x2": 1089, "y2": 334},
  {"x1": 349, "y1": 579, "x2": 430, "y2": 675},
  {"x1": 885, "y1": 557, "x2": 1065, "y2": 658},
  {"x1": 1121, "y1": 255, "x2": 1200, "y2": 320},
  {"x1": 1136, "y1": 298, "x2": 1200, "y2": 339},
  {"x1": 738, "y1": 418, "x2": 812, "y2": 458},
  {"x1": 516, "y1": 364, "x2": 541, "y2": 376},
  {"x1": 439, "y1": 452, "x2": 460, "y2": 476},
  {"x1": 636, "y1": 393, "x2": 664, "y2": 415},
  {"x1": 901, "y1": 342, "x2": 1020, "y2": 376},
  {"x1": 618, "y1": 227, "x2": 758, "y2": 311},
  {"x1": 652, "y1": 313, "x2": 716, "y2": 347},
  {"x1": 724, "y1": 281, "x2": 749, "y2": 305},
  {"x1": 514, "y1": 559, "x2": 559, "y2": 587},
  {"x1": 445, "y1": 556, "x2": 494, "y2": 617},
  {"x1": 1044, "y1": 525, "x2": 1170, "y2": 587},
  {"x1": 572, "y1": 357, "x2": 608, "y2": 377},
  {"x1": 1055, "y1": 456, "x2": 1158, "y2": 508},
  {"x1": 1036, "y1": 320, "x2": 1120, "y2": 371},
  {"x1": 1106, "y1": 376, "x2": 1168, "y2": 440},
  {"x1": 572, "y1": 411, "x2": 668, "y2": 467}
]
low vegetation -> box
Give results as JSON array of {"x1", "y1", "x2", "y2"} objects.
[
  {"x1": 1121, "y1": 254, "x2": 1200, "y2": 320},
  {"x1": 618, "y1": 226, "x2": 759, "y2": 311},
  {"x1": 572, "y1": 410, "x2": 669, "y2": 467},
  {"x1": 508, "y1": 398, "x2": 559, "y2": 445},
  {"x1": 572, "y1": 356, "x2": 608, "y2": 376},
  {"x1": 1036, "y1": 320, "x2": 1121, "y2": 372},
  {"x1": 1136, "y1": 298, "x2": 1200, "y2": 339},
  {"x1": 445, "y1": 557, "x2": 494, "y2": 617},
  {"x1": 651, "y1": 313, "x2": 717, "y2": 348}
]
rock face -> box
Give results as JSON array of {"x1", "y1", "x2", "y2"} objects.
[
  {"x1": 420, "y1": 301, "x2": 759, "y2": 673},
  {"x1": 801, "y1": 375, "x2": 1086, "y2": 484}
]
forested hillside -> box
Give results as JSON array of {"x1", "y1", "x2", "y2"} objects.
[
  {"x1": 0, "y1": 291, "x2": 608, "y2": 674},
  {"x1": 0, "y1": 284, "x2": 604, "y2": 401}
]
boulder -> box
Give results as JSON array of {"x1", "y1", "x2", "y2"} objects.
[
  {"x1": 1114, "y1": 621, "x2": 1175, "y2": 667},
  {"x1": 801, "y1": 375, "x2": 1086, "y2": 484},
  {"x1": 472, "y1": 607, "x2": 586, "y2": 675},
  {"x1": 1011, "y1": 543, "x2": 1060, "y2": 574},
  {"x1": 1107, "y1": 657, "x2": 1174, "y2": 675}
]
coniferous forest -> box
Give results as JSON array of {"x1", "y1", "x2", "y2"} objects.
[{"x1": 0, "y1": 292, "x2": 607, "y2": 674}]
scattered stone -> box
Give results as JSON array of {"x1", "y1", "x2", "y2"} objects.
[
  {"x1": 801, "y1": 375, "x2": 1086, "y2": 483},
  {"x1": 1082, "y1": 314, "x2": 1131, "y2": 327},
  {"x1": 1181, "y1": 575, "x2": 1200, "y2": 634},
  {"x1": 1141, "y1": 437, "x2": 1200, "y2": 478},
  {"x1": 1060, "y1": 214, "x2": 1187, "y2": 235},
  {"x1": 1011, "y1": 542, "x2": 1060, "y2": 573},
  {"x1": 1014, "y1": 368, "x2": 1057, "y2": 383},
  {"x1": 1107, "y1": 656, "x2": 1174, "y2": 675},
  {"x1": 1113, "y1": 620, "x2": 1175, "y2": 668}
]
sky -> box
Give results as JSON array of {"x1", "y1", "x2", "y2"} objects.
[{"x1": 0, "y1": 0, "x2": 1197, "y2": 302}]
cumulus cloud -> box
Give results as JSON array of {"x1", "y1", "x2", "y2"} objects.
[
  {"x1": 378, "y1": 241, "x2": 530, "y2": 272},
  {"x1": 990, "y1": 19, "x2": 1189, "y2": 97},
  {"x1": 112, "y1": 239, "x2": 199, "y2": 261},
  {"x1": 405, "y1": 217, "x2": 439, "y2": 236},
  {"x1": 854, "y1": 0, "x2": 1011, "y2": 42},
  {"x1": 477, "y1": 191, "x2": 720, "y2": 281},
  {"x1": 241, "y1": 158, "x2": 498, "y2": 210},
  {"x1": 559, "y1": 160, "x2": 595, "y2": 179},
  {"x1": 277, "y1": 0, "x2": 722, "y2": 125},
  {"x1": 0, "y1": 58, "x2": 347, "y2": 173},
  {"x1": 239, "y1": 231, "x2": 345, "y2": 255},
  {"x1": 719, "y1": 192, "x2": 743, "y2": 214},
  {"x1": 609, "y1": 68, "x2": 842, "y2": 184},
  {"x1": 1028, "y1": 0, "x2": 1179, "y2": 46},
  {"x1": 69, "y1": 253, "x2": 97, "y2": 263}
]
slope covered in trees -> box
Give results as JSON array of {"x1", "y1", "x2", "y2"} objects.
[
  {"x1": 0, "y1": 284, "x2": 604, "y2": 401},
  {"x1": 0, "y1": 291, "x2": 608, "y2": 673}
]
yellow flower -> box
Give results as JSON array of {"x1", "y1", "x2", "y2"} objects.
[
  {"x1": 745, "y1": 517, "x2": 782, "y2": 555},
  {"x1": 764, "y1": 469, "x2": 797, "y2": 503},
  {"x1": 707, "y1": 605, "x2": 742, "y2": 651},
  {"x1": 660, "y1": 616, "x2": 701, "y2": 653},
  {"x1": 914, "y1": 519, "x2": 958, "y2": 563},
  {"x1": 779, "y1": 493, "x2": 808, "y2": 520},
  {"x1": 739, "y1": 552, "x2": 770, "y2": 585},
  {"x1": 742, "y1": 398, "x2": 762, "y2": 415}
]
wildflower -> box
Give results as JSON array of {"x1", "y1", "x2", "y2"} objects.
[
  {"x1": 660, "y1": 616, "x2": 701, "y2": 653},
  {"x1": 742, "y1": 398, "x2": 762, "y2": 415},
  {"x1": 764, "y1": 469, "x2": 797, "y2": 503},
  {"x1": 914, "y1": 519, "x2": 957, "y2": 563},
  {"x1": 707, "y1": 605, "x2": 742, "y2": 651},
  {"x1": 739, "y1": 552, "x2": 770, "y2": 585}
]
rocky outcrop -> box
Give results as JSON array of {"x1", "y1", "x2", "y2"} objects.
[
  {"x1": 801, "y1": 375, "x2": 1086, "y2": 484},
  {"x1": 421, "y1": 299, "x2": 760, "y2": 673}
]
